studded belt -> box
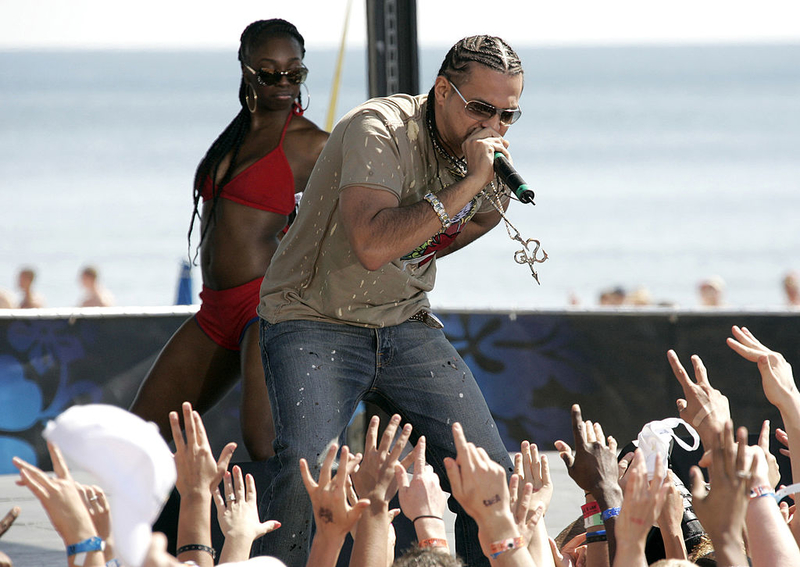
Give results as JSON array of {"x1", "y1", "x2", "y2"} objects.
[{"x1": 408, "y1": 310, "x2": 444, "y2": 329}]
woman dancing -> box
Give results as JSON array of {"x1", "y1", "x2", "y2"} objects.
[{"x1": 131, "y1": 19, "x2": 328, "y2": 460}]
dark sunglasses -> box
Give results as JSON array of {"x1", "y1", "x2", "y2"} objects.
[
  {"x1": 243, "y1": 62, "x2": 308, "y2": 86},
  {"x1": 449, "y1": 80, "x2": 522, "y2": 126}
]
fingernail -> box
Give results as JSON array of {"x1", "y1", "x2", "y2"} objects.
[{"x1": 274, "y1": 521, "x2": 282, "y2": 528}]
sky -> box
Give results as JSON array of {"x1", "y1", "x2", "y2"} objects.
[{"x1": 1, "y1": 0, "x2": 799, "y2": 50}]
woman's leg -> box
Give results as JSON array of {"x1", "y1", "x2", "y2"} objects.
[
  {"x1": 240, "y1": 322, "x2": 275, "y2": 460},
  {"x1": 129, "y1": 317, "x2": 240, "y2": 440}
]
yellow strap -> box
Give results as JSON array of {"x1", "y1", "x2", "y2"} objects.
[{"x1": 325, "y1": 0, "x2": 353, "y2": 131}]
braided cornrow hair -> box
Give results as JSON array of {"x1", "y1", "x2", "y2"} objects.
[
  {"x1": 437, "y1": 35, "x2": 523, "y2": 82},
  {"x1": 427, "y1": 36, "x2": 523, "y2": 151},
  {"x1": 187, "y1": 19, "x2": 306, "y2": 261}
]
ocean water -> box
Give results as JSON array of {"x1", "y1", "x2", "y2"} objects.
[{"x1": 1, "y1": 44, "x2": 799, "y2": 309}]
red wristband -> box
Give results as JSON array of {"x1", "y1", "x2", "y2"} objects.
[
  {"x1": 581, "y1": 501, "x2": 601, "y2": 518},
  {"x1": 419, "y1": 538, "x2": 448, "y2": 549},
  {"x1": 489, "y1": 536, "x2": 525, "y2": 559}
]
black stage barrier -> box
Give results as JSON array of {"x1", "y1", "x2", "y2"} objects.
[{"x1": 1, "y1": 308, "x2": 798, "y2": 473}]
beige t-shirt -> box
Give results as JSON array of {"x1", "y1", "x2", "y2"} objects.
[{"x1": 258, "y1": 93, "x2": 495, "y2": 328}]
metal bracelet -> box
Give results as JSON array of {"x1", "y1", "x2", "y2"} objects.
[{"x1": 423, "y1": 192, "x2": 452, "y2": 229}]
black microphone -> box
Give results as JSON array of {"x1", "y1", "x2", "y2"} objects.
[{"x1": 494, "y1": 152, "x2": 535, "y2": 205}]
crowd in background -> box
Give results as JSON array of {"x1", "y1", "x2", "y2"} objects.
[
  {"x1": 0, "y1": 266, "x2": 114, "y2": 309},
  {"x1": 585, "y1": 271, "x2": 800, "y2": 308},
  {"x1": 2, "y1": 324, "x2": 800, "y2": 566},
  {"x1": 3, "y1": 267, "x2": 799, "y2": 311}
]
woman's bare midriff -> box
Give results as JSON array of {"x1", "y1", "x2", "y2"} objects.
[{"x1": 200, "y1": 198, "x2": 287, "y2": 290}]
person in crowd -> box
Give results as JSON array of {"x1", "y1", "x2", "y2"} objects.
[
  {"x1": 169, "y1": 402, "x2": 281, "y2": 565},
  {"x1": 697, "y1": 276, "x2": 725, "y2": 307},
  {"x1": 625, "y1": 287, "x2": 652, "y2": 307},
  {"x1": 301, "y1": 417, "x2": 538, "y2": 567},
  {"x1": 12, "y1": 402, "x2": 284, "y2": 567},
  {"x1": 77, "y1": 265, "x2": 114, "y2": 307},
  {"x1": 0, "y1": 506, "x2": 18, "y2": 567},
  {"x1": 255, "y1": 33, "x2": 524, "y2": 566},
  {"x1": 130, "y1": 19, "x2": 328, "y2": 461},
  {"x1": 17, "y1": 267, "x2": 44, "y2": 308},
  {"x1": 13, "y1": 323, "x2": 800, "y2": 566},
  {"x1": 598, "y1": 286, "x2": 626, "y2": 306},
  {"x1": 783, "y1": 271, "x2": 800, "y2": 306},
  {"x1": 0, "y1": 288, "x2": 16, "y2": 308}
]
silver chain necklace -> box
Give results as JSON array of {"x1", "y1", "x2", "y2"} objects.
[{"x1": 425, "y1": 100, "x2": 549, "y2": 284}]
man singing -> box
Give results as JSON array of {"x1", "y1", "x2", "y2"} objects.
[{"x1": 256, "y1": 35, "x2": 524, "y2": 566}]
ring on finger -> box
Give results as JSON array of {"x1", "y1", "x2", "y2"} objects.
[
  {"x1": 735, "y1": 471, "x2": 752, "y2": 479},
  {"x1": 227, "y1": 494, "x2": 237, "y2": 502}
]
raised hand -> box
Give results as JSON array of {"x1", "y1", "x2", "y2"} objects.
[
  {"x1": 516, "y1": 441, "x2": 554, "y2": 516},
  {"x1": 214, "y1": 465, "x2": 280, "y2": 563},
  {"x1": 394, "y1": 436, "x2": 448, "y2": 524},
  {"x1": 170, "y1": 402, "x2": 236, "y2": 498},
  {"x1": 170, "y1": 402, "x2": 236, "y2": 567},
  {"x1": 554, "y1": 405, "x2": 621, "y2": 503},
  {"x1": 755, "y1": 419, "x2": 781, "y2": 488},
  {"x1": 613, "y1": 450, "x2": 669, "y2": 567},
  {"x1": 508, "y1": 474, "x2": 542, "y2": 545},
  {"x1": 727, "y1": 325, "x2": 799, "y2": 411},
  {"x1": 445, "y1": 422, "x2": 511, "y2": 524},
  {"x1": 777, "y1": 427, "x2": 791, "y2": 458},
  {"x1": 76, "y1": 484, "x2": 114, "y2": 562},
  {"x1": 13, "y1": 442, "x2": 102, "y2": 562},
  {"x1": 655, "y1": 472, "x2": 688, "y2": 560},
  {"x1": 514, "y1": 441, "x2": 556, "y2": 567},
  {"x1": 352, "y1": 414, "x2": 412, "y2": 503},
  {"x1": 667, "y1": 350, "x2": 730, "y2": 447},
  {"x1": 688, "y1": 422, "x2": 751, "y2": 567},
  {"x1": 444, "y1": 422, "x2": 535, "y2": 566},
  {"x1": 301, "y1": 443, "x2": 368, "y2": 543}
]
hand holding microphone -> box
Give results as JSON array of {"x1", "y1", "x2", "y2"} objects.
[{"x1": 493, "y1": 152, "x2": 535, "y2": 205}]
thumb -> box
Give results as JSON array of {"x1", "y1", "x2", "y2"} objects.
[
  {"x1": 262, "y1": 520, "x2": 282, "y2": 534},
  {"x1": 394, "y1": 463, "x2": 410, "y2": 490}
]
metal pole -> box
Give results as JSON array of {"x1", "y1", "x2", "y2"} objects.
[{"x1": 366, "y1": 0, "x2": 419, "y2": 97}]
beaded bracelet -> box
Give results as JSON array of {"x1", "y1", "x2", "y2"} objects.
[
  {"x1": 176, "y1": 544, "x2": 216, "y2": 559},
  {"x1": 601, "y1": 506, "x2": 621, "y2": 521},
  {"x1": 419, "y1": 538, "x2": 449, "y2": 549},
  {"x1": 489, "y1": 536, "x2": 525, "y2": 559},
  {"x1": 423, "y1": 192, "x2": 452, "y2": 229}
]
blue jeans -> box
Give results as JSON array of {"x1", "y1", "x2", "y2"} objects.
[{"x1": 254, "y1": 318, "x2": 512, "y2": 567}]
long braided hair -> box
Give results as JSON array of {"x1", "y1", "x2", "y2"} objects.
[
  {"x1": 427, "y1": 35, "x2": 523, "y2": 148},
  {"x1": 187, "y1": 19, "x2": 306, "y2": 261}
]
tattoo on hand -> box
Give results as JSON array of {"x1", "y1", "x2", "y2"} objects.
[
  {"x1": 319, "y1": 507, "x2": 334, "y2": 524},
  {"x1": 482, "y1": 494, "x2": 501, "y2": 507}
]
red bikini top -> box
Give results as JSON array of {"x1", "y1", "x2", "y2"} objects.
[{"x1": 201, "y1": 106, "x2": 300, "y2": 215}]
